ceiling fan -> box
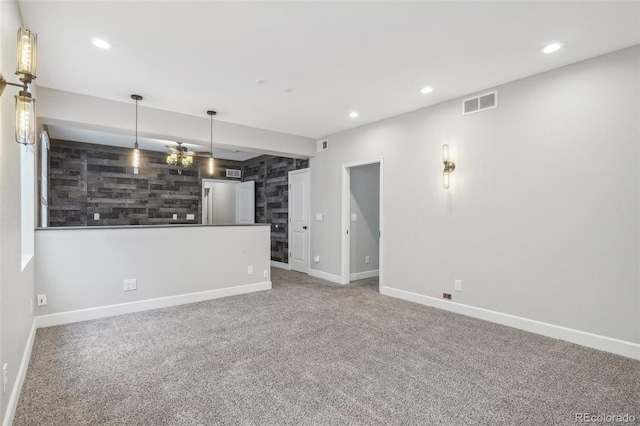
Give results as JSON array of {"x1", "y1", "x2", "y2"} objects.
[{"x1": 165, "y1": 142, "x2": 196, "y2": 172}]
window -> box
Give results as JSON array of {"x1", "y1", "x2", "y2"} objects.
[
  {"x1": 21, "y1": 141, "x2": 35, "y2": 270},
  {"x1": 40, "y1": 131, "x2": 49, "y2": 227}
]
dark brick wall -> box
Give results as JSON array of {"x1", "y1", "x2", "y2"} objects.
[
  {"x1": 243, "y1": 156, "x2": 309, "y2": 263},
  {"x1": 48, "y1": 139, "x2": 309, "y2": 264},
  {"x1": 49, "y1": 139, "x2": 242, "y2": 226}
]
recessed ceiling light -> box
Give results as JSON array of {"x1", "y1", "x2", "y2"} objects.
[
  {"x1": 92, "y1": 39, "x2": 111, "y2": 49},
  {"x1": 349, "y1": 111, "x2": 359, "y2": 118},
  {"x1": 420, "y1": 86, "x2": 433, "y2": 94},
  {"x1": 540, "y1": 42, "x2": 564, "y2": 54}
]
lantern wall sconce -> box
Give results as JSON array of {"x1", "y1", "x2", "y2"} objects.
[
  {"x1": 0, "y1": 28, "x2": 38, "y2": 146},
  {"x1": 442, "y1": 144, "x2": 455, "y2": 189}
]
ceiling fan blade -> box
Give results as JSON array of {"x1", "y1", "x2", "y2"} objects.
[{"x1": 193, "y1": 151, "x2": 212, "y2": 156}]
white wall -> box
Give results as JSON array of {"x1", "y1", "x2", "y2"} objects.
[
  {"x1": 35, "y1": 225, "x2": 271, "y2": 316},
  {"x1": 37, "y1": 88, "x2": 316, "y2": 159},
  {"x1": 211, "y1": 181, "x2": 237, "y2": 224},
  {"x1": 310, "y1": 46, "x2": 640, "y2": 345},
  {"x1": 350, "y1": 163, "x2": 379, "y2": 277},
  {"x1": 0, "y1": 1, "x2": 37, "y2": 423}
]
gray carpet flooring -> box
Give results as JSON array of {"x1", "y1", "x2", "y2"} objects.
[{"x1": 14, "y1": 269, "x2": 640, "y2": 425}]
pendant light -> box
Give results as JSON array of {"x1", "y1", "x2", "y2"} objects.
[
  {"x1": 207, "y1": 110, "x2": 217, "y2": 175},
  {"x1": 131, "y1": 94, "x2": 142, "y2": 174}
]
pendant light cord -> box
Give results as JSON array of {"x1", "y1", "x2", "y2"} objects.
[
  {"x1": 135, "y1": 98, "x2": 139, "y2": 149},
  {"x1": 210, "y1": 113, "x2": 213, "y2": 154}
]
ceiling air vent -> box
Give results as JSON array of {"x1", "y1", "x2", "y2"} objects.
[
  {"x1": 317, "y1": 139, "x2": 328, "y2": 152},
  {"x1": 226, "y1": 169, "x2": 241, "y2": 178},
  {"x1": 462, "y1": 90, "x2": 498, "y2": 116}
]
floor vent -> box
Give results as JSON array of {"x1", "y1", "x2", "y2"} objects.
[
  {"x1": 317, "y1": 139, "x2": 328, "y2": 152},
  {"x1": 226, "y1": 169, "x2": 241, "y2": 178},
  {"x1": 462, "y1": 90, "x2": 498, "y2": 115}
]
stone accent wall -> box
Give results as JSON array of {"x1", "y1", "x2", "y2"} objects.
[
  {"x1": 49, "y1": 139, "x2": 242, "y2": 226},
  {"x1": 243, "y1": 156, "x2": 309, "y2": 263},
  {"x1": 48, "y1": 139, "x2": 308, "y2": 263}
]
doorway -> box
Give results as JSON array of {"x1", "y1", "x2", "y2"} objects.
[
  {"x1": 341, "y1": 159, "x2": 383, "y2": 289},
  {"x1": 202, "y1": 179, "x2": 255, "y2": 224},
  {"x1": 288, "y1": 168, "x2": 310, "y2": 273}
]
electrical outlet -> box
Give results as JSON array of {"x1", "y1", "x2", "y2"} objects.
[
  {"x1": 351, "y1": 213, "x2": 357, "y2": 221},
  {"x1": 93, "y1": 213, "x2": 100, "y2": 220},
  {"x1": 442, "y1": 293, "x2": 452, "y2": 300},
  {"x1": 37, "y1": 294, "x2": 47, "y2": 307},
  {"x1": 248, "y1": 266, "x2": 254, "y2": 275},
  {"x1": 124, "y1": 279, "x2": 137, "y2": 291},
  {"x1": 316, "y1": 213, "x2": 324, "y2": 221},
  {"x1": 186, "y1": 214, "x2": 195, "y2": 220},
  {"x1": 263, "y1": 269, "x2": 269, "y2": 278},
  {"x1": 454, "y1": 279, "x2": 462, "y2": 292},
  {"x1": 2, "y1": 364, "x2": 7, "y2": 394},
  {"x1": 365, "y1": 256, "x2": 370, "y2": 264},
  {"x1": 172, "y1": 214, "x2": 178, "y2": 220},
  {"x1": 314, "y1": 256, "x2": 320, "y2": 263}
]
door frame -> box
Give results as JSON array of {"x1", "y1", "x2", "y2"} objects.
[
  {"x1": 341, "y1": 158, "x2": 383, "y2": 288},
  {"x1": 288, "y1": 168, "x2": 310, "y2": 273},
  {"x1": 201, "y1": 178, "x2": 239, "y2": 224}
]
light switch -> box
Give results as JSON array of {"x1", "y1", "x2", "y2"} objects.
[
  {"x1": 316, "y1": 213, "x2": 324, "y2": 221},
  {"x1": 187, "y1": 214, "x2": 195, "y2": 220},
  {"x1": 351, "y1": 213, "x2": 357, "y2": 222}
]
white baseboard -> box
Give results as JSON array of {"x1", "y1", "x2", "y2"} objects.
[
  {"x1": 5, "y1": 281, "x2": 272, "y2": 425},
  {"x1": 35, "y1": 281, "x2": 272, "y2": 329},
  {"x1": 308, "y1": 268, "x2": 344, "y2": 284},
  {"x1": 350, "y1": 269, "x2": 379, "y2": 281},
  {"x1": 380, "y1": 285, "x2": 640, "y2": 360},
  {"x1": 3, "y1": 319, "x2": 37, "y2": 426},
  {"x1": 270, "y1": 260, "x2": 291, "y2": 270}
]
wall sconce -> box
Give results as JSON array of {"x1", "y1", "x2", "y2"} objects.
[
  {"x1": 0, "y1": 28, "x2": 38, "y2": 146},
  {"x1": 442, "y1": 144, "x2": 455, "y2": 189}
]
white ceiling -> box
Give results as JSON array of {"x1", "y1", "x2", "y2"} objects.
[
  {"x1": 46, "y1": 125, "x2": 263, "y2": 162},
  {"x1": 19, "y1": 1, "x2": 640, "y2": 139}
]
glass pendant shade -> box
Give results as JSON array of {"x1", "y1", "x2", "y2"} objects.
[
  {"x1": 132, "y1": 144, "x2": 140, "y2": 169},
  {"x1": 16, "y1": 28, "x2": 37, "y2": 82},
  {"x1": 15, "y1": 92, "x2": 35, "y2": 145},
  {"x1": 208, "y1": 156, "x2": 214, "y2": 175}
]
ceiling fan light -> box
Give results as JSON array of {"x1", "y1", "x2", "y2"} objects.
[{"x1": 166, "y1": 152, "x2": 177, "y2": 165}]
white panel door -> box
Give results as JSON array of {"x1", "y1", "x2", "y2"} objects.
[
  {"x1": 235, "y1": 181, "x2": 255, "y2": 224},
  {"x1": 288, "y1": 169, "x2": 309, "y2": 273}
]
